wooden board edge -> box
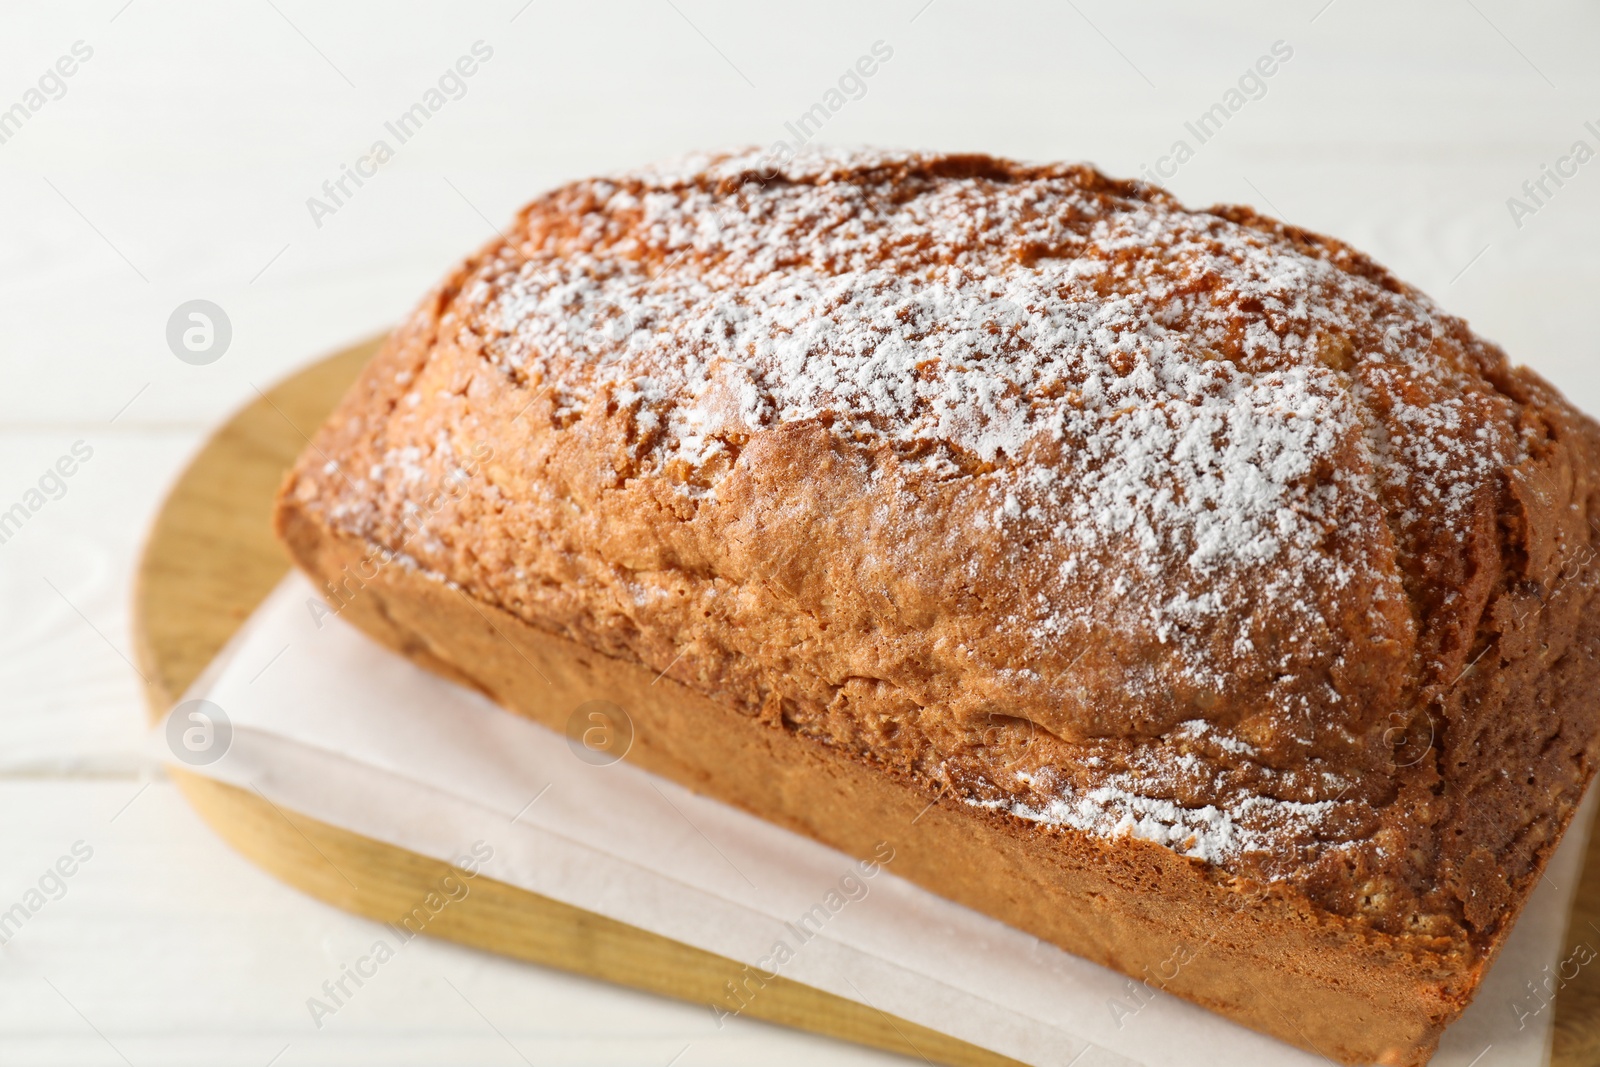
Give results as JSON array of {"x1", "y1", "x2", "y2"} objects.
[{"x1": 130, "y1": 340, "x2": 1026, "y2": 1067}]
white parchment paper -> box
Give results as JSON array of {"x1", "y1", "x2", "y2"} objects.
[{"x1": 155, "y1": 573, "x2": 1596, "y2": 1067}]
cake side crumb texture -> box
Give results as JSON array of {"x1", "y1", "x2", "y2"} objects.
[{"x1": 283, "y1": 147, "x2": 1600, "y2": 956}]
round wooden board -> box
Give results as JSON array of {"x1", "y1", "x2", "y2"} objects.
[
  {"x1": 131, "y1": 337, "x2": 1023, "y2": 1067},
  {"x1": 133, "y1": 338, "x2": 1600, "y2": 1067}
]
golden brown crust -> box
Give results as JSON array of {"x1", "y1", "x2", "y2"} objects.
[
  {"x1": 274, "y1": 148, "x2": 1600, "y2": 1063},
  {"x1": 269, "y1": 511, "x2": 1462, "y2": 1064},
  {"x1": 273, "y1": 507, "x2": 1600, "y2": 1065}
]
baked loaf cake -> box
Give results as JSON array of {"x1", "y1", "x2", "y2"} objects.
[{"x1": 275, "y1": 148, "x2": 1600, "y2": 1064}]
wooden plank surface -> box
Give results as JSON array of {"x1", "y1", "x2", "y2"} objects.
[
  {"x1": 7, "y1": 5, "x2": 1597, "y2": 1063},
  {"x1": 131, "y1": 338, "x2": 1025, "y2": 1067}
]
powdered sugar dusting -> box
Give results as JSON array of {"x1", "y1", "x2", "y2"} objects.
[
  {"x1": 359, "y1": 146, "x2": 1535, "y2": 876},
  {"x1": 971, "y1": 769, "x2": 1341, "y2": 868},
  {"x1": 459, "y1": 146, "x2": 1516, "y2": 696}
]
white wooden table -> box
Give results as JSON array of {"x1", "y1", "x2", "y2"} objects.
[{"x1": 2, "y1": 2, "x2": 1597, "y2": 1063}]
